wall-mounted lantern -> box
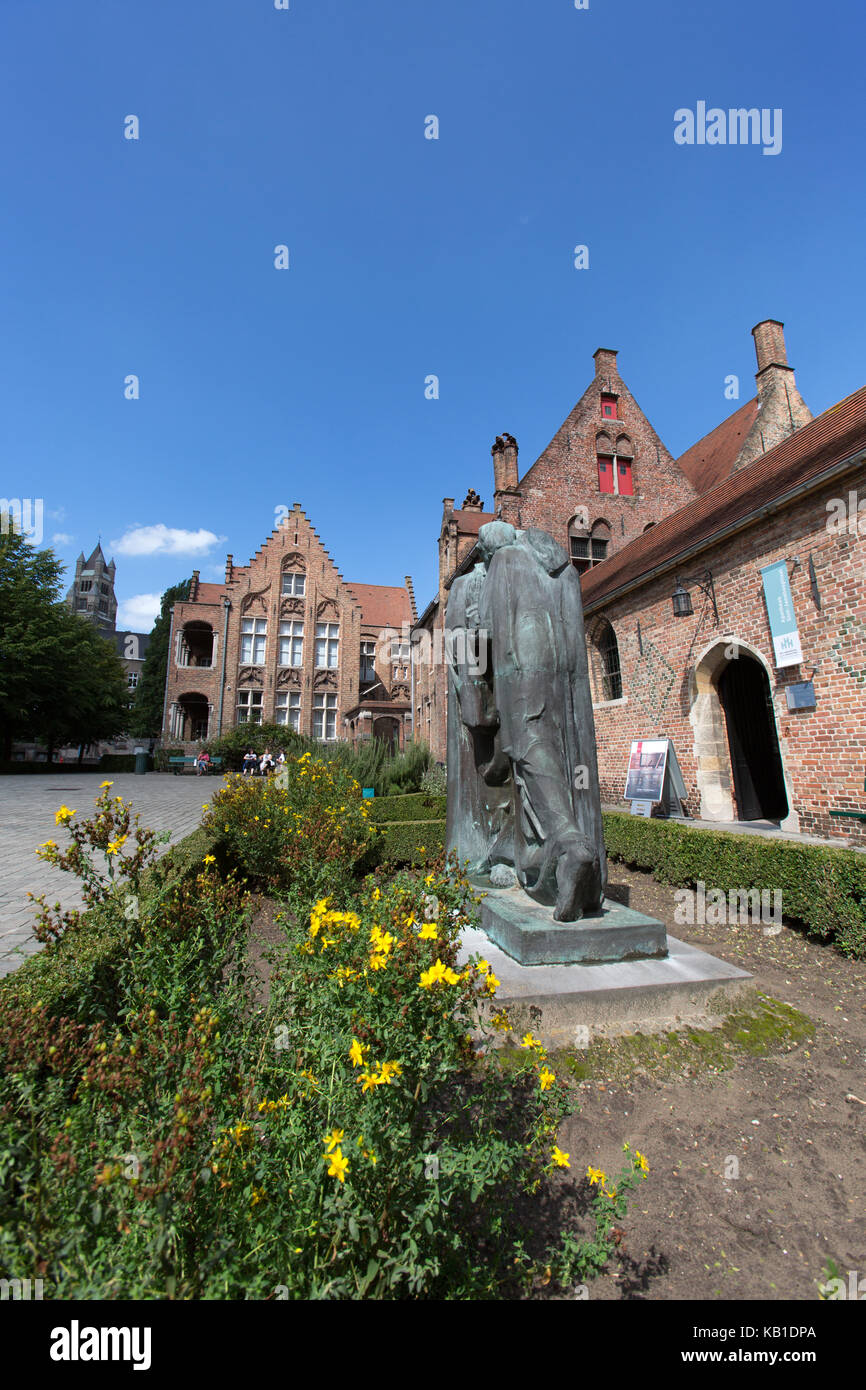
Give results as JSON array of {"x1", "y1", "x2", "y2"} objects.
[{"x1": 672, "y1": 570, "x2": 718, "y2": 624}]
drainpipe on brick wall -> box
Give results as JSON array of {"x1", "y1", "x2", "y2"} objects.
[
  {"x1": 216, "y1": 597, "x2": 232, "y2": 736},
  {"x1": 161, "y1": 607, "x2": 176, "y2": 744}
]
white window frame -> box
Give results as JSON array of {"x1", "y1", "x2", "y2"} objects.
[
  {"x1": 278, "y1": 620, "x2": 304, "y2": 667},
  {"x1": 313, "y1": 692, "x2": 337, "y2": 740},
  {"x1": 275, "y1": 691, "x2": 301, "y2": 730},
  {"x1": 241, "y1": 617, "x2": 267, "y2": 666},
  {"x1": 314, "y1": 623, "x2": 339, "y2": 669}
]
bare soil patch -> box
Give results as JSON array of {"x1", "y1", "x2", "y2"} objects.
[{"x1": 553, "y1": 865, "x2": 866, "y2": 1301}]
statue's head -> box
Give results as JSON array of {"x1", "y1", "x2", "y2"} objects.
[
  {"x1": 519, "y1": 527, "x2": 570, "y2": 575},
  {"x1": 477, "y1": 520, "x2": 517, "y2": 563}
]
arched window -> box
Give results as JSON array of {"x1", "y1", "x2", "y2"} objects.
[
  {"x1": 589, "y1": 618, "x2": 623, "y2": 702},
  {"x1": 569, "y1": 517, "x2": 611, "y2": 574}
]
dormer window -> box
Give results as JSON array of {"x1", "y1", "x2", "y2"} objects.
[{"x1": 600, "y1": 393, "x2": 618, "y2": 420}]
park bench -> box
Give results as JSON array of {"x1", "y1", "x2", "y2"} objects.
[{"x1": 168, "y1": 756, "x2": 223, "y2": 775}]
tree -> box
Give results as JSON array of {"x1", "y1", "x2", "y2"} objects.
[
  {"x1": 0, "y1": 522, "x2": 130, "y2": 761},
  {"x1": 128, "y1": 579, "x2": 191, "y2": 738},
  {"x1": 38, "y1": 610, "x2": 130, "y2": 759},
  {"x1": 0, "y1": 524, "x2": 66, "y2": 758}
]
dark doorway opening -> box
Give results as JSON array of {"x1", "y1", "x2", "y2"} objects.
[{"x1": 718, "y1": 657, "x2": 788, "y2": 821}]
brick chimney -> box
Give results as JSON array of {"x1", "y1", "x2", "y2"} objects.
[
  {"x1": 224, "y1": 554, "x2": 234, "y2": 585},
  {"x1": 492, "y1": 433, "x2": 519, "y2": 493},
  {"x1": 731, "y1": 320, "x2": 812, "y2": 472},
  {"x1": 190, "y1": 570, "x2": 200, "y2": 601},
  {"x1": 593, "y1": 347, "x2": 618, "y2": 388}
]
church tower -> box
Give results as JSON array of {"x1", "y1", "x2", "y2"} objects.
[{"x1": 66, "y1": 542, "x2": 118, "y2": 633}]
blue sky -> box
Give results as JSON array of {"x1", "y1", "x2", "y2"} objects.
[{"x1": 2, "y1": 0, "x2": 864, "y2": 628}]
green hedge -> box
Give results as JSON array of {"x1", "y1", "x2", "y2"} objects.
[
  {"x1": 376, "y1": 819, "x2": 446, "y2": 866},
  {"x1": 602, "y1": 811, "x2": 866, "y2": 958},
  {"x1": 99, "y1": 753, "x2": 154, "y2": 773},
  {"x1": 367, "y1": 793, "x2": 446, "y2": 824}
]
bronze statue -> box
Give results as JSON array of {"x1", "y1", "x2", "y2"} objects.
[{"x1": 446, "y1": 521, "x2": 607, "y2": 922}]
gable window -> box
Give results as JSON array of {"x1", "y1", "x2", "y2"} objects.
[
  {"x1": 597, "y1": 456, "x2": 615, "y2": 494},
  {"x1": 241, "y1": 617, "x2": 267, "y2": 665},
  {"x1": 237, "y1": 689, "x2": 263, "y2": 724},
  {"x1": 600, "y1": 393, "x2": 618, "y2": 420},
  {"x1": 315, "y1": 623, "x2": 339, "y2": 668},
  {"x1": 278, "y1": 620, "x2": 303, "y2": 666},
  {"x1": 616, "y1": 458, "x2": 634, "y2": 496},
  {"x1": 313, "y1": 692, "x2": 337, "y2": 740},
  {"x1": 282, "y1": 571, "x2": 306, "y2": 596},
  {"x1": 276, "y1": 691, "x2": 301, "y2": 730}
]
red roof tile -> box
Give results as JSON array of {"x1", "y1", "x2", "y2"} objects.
[
  {"x1": 449, "y1": 508, "x2": 495, "y2": 536},
  {"x1": 582, "y1": 385, "x2": 866, "y2": 608},
  {"x1": 676, "y1": 397, "x2": 760, "y2": 492},
  {"x1": 193, "y1": 583, "x2": 226, "y2": 605},
  {"x1": 346, "y1": 583, "x2": 412, "y2": 629}
]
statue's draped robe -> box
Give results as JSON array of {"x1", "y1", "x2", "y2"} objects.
[
  {"x1": 477, "y1": 531, "x2": 607, "y2": 912},
  {"x1": 445, "y1": 565, "x2": 512, "y2": 874}
]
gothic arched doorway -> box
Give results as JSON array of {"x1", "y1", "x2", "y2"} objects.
[{"x1": 718, "y1": 656, "x2": 788, "y2": 821}]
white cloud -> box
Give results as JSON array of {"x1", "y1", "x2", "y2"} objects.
[
  {"x1": 52, "y1": 532, "x2": 74, "y2": 545},
  {"x1": 110, "y1": 524, "x2": 227, "y2": 557},
  {"x1": 117, "y1": 593, "x2": 162, "y2": 631}
]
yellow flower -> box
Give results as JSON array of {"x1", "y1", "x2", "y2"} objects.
[
  {"x1": 325, "y1": 1148, "x2": 349, "y2": 1183},
  {"x1": 520, "y1": 1033, "x2": 541, "y2": 1050},
  {"x1": 485, "y1": 972, "x2": 500, "y2": 996},
  {"x1": 587, "y1": 1166, "x2": 606, "y2": 1187},
  {"x1": 419, "y1": 922, "x2": 438, "y2": 940},
  {"x1": 552, "y1": 1146, "x2": 570, "y2": 1169},
  {"x1": 37, "y1": 840, "x2": 58, "y2": 852},
  {"x1": 323, "y1": 1128, "x2": 344, "y2": 1152},
  {"x1": 538, "y1": 1067, "x2": 556, "y2": 1091},
  {"x1": 349, "y1": 1039, "x2": 365, "y2": 1068},
  {"x1": 635, "y1": 1150, "x2": 649, "y2": 1174},
  {"x1": 203, "y1": 854, "x2": 216, "y2": 866},
  {"x1": 377, "y1": 1060, "x2": 402, "y2": 1084},
  {"x1": 604, "y1": 1185, "x2": 617, "y2": 1200},
  {"x1": 100, "y1": 781, "x2": 113, "y2": 789},
  {"x1": 359, "y1": 1071, "x2": 380, "y2": 1093},
  {"x1": 372, "y1": 887, "x2": 381, "y2": 901},
  {"x1": 54, "y1": 806, "x2": 76, "y2": 825},
  {"x1": 424, "y1": 873, "x2": 434, "y2": 886},
  {"x1": 250, "y1": 1187, "x2": 266, "y2": 1206}
]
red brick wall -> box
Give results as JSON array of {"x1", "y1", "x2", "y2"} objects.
[{"x1": 585, "y1": 465, "x2": 866, "y2": 843}]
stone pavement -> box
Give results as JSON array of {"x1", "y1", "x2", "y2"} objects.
[{"x1": 0, "y1": 773, "x2": 221, "y2": 979}]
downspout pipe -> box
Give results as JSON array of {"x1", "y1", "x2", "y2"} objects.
[{"x1": 216, "y1": 597, "x2": 232, "y2": 736}]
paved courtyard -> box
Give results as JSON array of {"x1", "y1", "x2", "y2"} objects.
[{"x1": 0, "y1": 773, "x2": 220, "y2": 978}]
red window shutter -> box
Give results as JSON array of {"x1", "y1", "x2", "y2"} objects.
[
  {"x1": 617, "y1": 459, "x2": 634, "y2": 495},
  {"x1": 597, "y1": 457, "x2": 614, "y2": 494}
]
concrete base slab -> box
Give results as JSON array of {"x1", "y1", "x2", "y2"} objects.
[
  {"x1": 480, "y1": 885, "x2": 667, "y2": 965},
  {"x1": 458, "y1": 925, "x2": 753, "y2": 1048}
]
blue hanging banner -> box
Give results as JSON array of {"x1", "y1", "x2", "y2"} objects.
[{"x1": 760, "y1": 560, "x2": 803, "y2": 668}]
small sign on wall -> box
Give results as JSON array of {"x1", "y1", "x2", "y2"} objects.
[
  {"x1": 785, "y1": 681, "x2": 816, "y2": 710},
  {"x1": 631, "y1": 801, "x2": 653, "y2": 817}
]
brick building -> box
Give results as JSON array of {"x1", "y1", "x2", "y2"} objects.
[
  {"x1": 415, "y1": 319, "x2": 866, "y2": 844},
  {"x1": 162, "y1": 504, "x2": 415, "y2": 751}
]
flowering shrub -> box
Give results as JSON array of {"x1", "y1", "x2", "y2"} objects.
[
  {"x1": 29, "y1": 781, "x2": 168, "y2": 947},
  {"x1": 0, "y1": 785, "x2": 649, "y2": 1299},
  {"x1": 202, "y1": 754, "x2": 375, "y2": 904}
]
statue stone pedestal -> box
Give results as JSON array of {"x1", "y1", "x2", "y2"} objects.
[{"x1": 480, "y1": 884, "x2": 667, "y2": 967}]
